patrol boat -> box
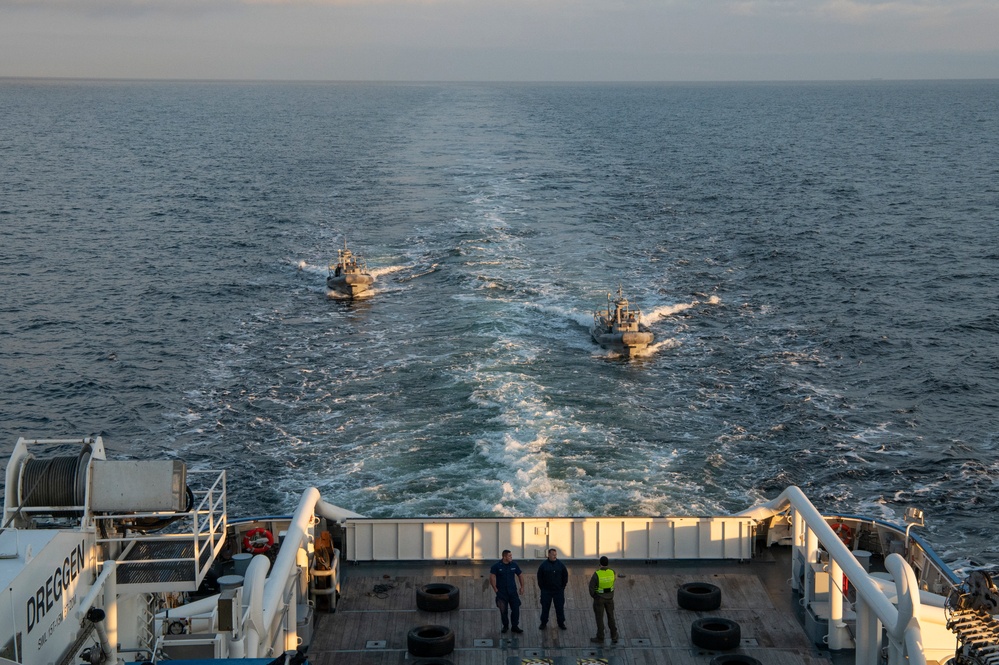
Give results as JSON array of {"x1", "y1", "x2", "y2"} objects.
[
  {"x1": 2, "y1": 435, "x2": 996, "y2": 665},
  {"x1": 590, "y1": 287, "x2": 655, "y2": 356},
  {"x1": 326, "y1": 241, "x2": 374, "y2": 298}
]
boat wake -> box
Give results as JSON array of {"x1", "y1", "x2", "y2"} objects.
[
  {"x1": 635, "y1": 338, "x2": 682, "y2": 356},
  {"x1": 396, "y1": 263, "x2": 441, "y2": 282},
  {"x1": 371, "y1": 265, "x2": 408, "y2": 279},
  {"x1": 523, "y1": 302, "x2": 592, "y2": 329},
  {"x1": 644, "y1": 296, "x2": 720, "y2": 324},
  {"x1": 293, "y1": 259, "x2": 326, "y2": 276}
]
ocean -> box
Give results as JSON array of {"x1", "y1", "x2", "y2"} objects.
[{"x1": 1, "y1": 79, "x2": 997, "y2": 570}]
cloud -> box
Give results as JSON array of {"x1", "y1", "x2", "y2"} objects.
[
  {"x1": 2, "y1": 0, "x2": 997, "y2": 79},
  {"x1": 1, "y1": 0, "x2": 234, "y2": 17},
  {"x1": 722, "y1": 0, "x2": 988, "y2": 22}
]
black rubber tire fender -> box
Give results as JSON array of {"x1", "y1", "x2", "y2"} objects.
[
  {"x1": 416, "y1": 583, "x2": 460, "y2": 612},
  {"x1": 710, "y1": 655, "x2": 761, "y2": 665},
  {"x1": 407, "y1": 625, "x2": 456, "y2": 657},
  {"x1": 691, "y1": 617, "x2": 741, "y2": 651},
  {"x1": 678, "y1": 582, "x2": 722, "y2": 611}
]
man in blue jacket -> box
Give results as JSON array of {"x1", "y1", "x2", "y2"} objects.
[
  {"x1": 537, "y1": 548, "x2": 569, "y2": 629},
  {"x1": 490, "y1": 550, "x2": 524, "y2": 633}
]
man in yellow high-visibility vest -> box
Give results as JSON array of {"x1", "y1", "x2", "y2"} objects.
[{"x1": 588, "y1": 556, "x2": 619, "y2": 644}]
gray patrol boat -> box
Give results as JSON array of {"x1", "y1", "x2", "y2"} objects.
[
  {"x1": 327, "y1": 241, "x2": 374, "y2": 298},
  {"x1": 590, "y1": 287, "x2": 655, "y2": 356}
]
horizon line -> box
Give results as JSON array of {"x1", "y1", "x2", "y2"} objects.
[{"x1": 2, "y1": 75, "x2": 998, "y2": 85}]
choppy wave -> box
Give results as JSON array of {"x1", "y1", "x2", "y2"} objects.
[{"x1": 1, "y1": 80, "x2": 997, "y2": 568}]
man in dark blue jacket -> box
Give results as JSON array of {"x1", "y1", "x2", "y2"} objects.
[
  {"x1": 536, "y1": 548, "x2": 569, "y2": 629},
  {"x1": 490, "y1": 550, "x2": 524, "y2": 633}
]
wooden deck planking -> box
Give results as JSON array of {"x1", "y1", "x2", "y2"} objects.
[{"x1": 309, "y1": 566, "x2": 833, "y2": 665}]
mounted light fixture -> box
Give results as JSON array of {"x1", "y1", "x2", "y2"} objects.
[
  {"x1": 904, "y1": 507, "x2": 924, "y2": 526},
  {"x1": 904, "y1": 506, "x2": 925, "y2": 554}
]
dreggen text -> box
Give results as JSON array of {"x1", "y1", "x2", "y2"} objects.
[{"x1": 25, "y1": 540, "x2": 87, "y2": 634}]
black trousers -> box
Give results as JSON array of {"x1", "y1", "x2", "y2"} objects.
[{"x1": 540, "y1": 588, "x2": 566, "y2": 625}]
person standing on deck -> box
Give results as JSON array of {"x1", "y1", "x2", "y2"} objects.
[
  {"x1": 537, "y1": 548, "x2": 569, "y2": 630},
  {"x1": 588, "y1": 556, "x2": 619, "y2": 644},
  {"x1": 490, "y1": 549, "x2": 525, "y2": 633}
]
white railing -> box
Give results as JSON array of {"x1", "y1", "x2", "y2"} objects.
[
  {"x1": 739, "y1": 486, "x2": 935, "y2": 665},
  {"x1": 95, "y1": 470, "x2": 227, "y2": 592},
  {"x1": 154, "y1": 488, "x2": 348, "y2": 659}
]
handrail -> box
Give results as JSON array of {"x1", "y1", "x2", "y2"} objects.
[
  {"x1": 243, "y1": 490, "x2": 362, "y2": 656},
  {"x1": 823, "y1": 512, "x2": 960, "y2": 587},
  {"x1": 738, "y1": 486, "x2": 926, "y2": 665},
  {"x1": 63, "y1": 560, "x2": 117, "y2": 664},
  {"x1": 245, "y1": 487, "x2": 323, "y2": 657},
  {"x1": 93, "y1": 469, "x2": 226, "y2": 591}
]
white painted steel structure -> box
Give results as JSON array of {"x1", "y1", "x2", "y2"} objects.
[
  {"x1": 740, "y1": 486, "x2": 956, "y2": 665},
  {"x1": 1, "y1": 436, "x2": 969, "y2": 665},
  {"x1": 343, "y1": 515, "x2": 756, "y2": 562}
]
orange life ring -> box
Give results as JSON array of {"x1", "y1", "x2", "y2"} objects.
[
  {"x1": 242, "y1": 527, "x2": 274, "y2": 555},
  {"x1": 829, "y1": 522, "x2": 853, "y2": 546}
]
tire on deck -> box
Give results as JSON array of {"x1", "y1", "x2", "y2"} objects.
[
  {"x1": 691, "y1": 617, "x2": 741, "y2": 651},
  {"x1": 408, "y1": 625, "x2": 456, "y2": 658},
  {"x1": 416, "y1": 583, "x2": 461, "y2": 612},
  {"x1": 710, "y1": 655, "x2": 761, "y2": 665},
  {"x1": 677, "y1": 582, "x2": 722, "y2": 611}
]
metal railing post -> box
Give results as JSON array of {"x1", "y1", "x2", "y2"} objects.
[
  {"x1": 855, "y1": 597, "x2": 881, "y2": 665},
  {"x1": 828, "y1": 557, "x2": 847, "y2": 650}
]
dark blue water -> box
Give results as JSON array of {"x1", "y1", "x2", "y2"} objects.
[{"x1": 1, "y1": 79, "x2": 997, "y2": 569}]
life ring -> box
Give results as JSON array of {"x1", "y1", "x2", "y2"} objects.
[
  {"x1": 242, "y1": 528, "x2": 274, "y2": 554},
  {"x1": 830, "y1": 522, "x2": 853, "y2": 546}
]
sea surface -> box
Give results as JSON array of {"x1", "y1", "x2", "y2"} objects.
[{"x1": 1, "y1": 79, "x2": 997, "y2": 570}]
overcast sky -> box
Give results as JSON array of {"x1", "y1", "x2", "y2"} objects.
[{"x1": 1, "y1": 0, "x2": 998, "y2": 82}]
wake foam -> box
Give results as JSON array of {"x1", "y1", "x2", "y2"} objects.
[
  {"x1": 370, "y1": 265, "x2": 407, "y2": 279},
  {"x1": 644, "y1": 301, "x2": 697, "y2": 323}
]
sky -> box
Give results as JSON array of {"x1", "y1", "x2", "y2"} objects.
[{"x1": 1, "y1": 0, "x2": 998, "y2": 82}]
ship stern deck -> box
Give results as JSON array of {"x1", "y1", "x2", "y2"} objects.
[{"x1": 307, "y1": 549, "x2": 836, "y2": 665}]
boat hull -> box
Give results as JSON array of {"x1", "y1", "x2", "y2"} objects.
[
  {"x1": 326, "y1": 273, "x2": 374, "y2": 297},
  {"x1": 591, "y1": 328, "x2": 654, "y2": 356}
]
